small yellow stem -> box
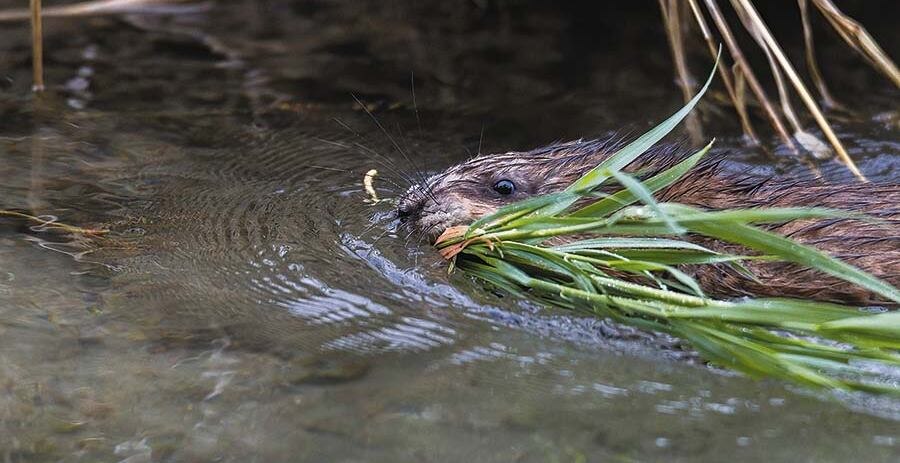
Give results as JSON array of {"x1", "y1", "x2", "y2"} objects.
[{"x1": 363, "y1": 169, "x2": 380, "y2": 203}]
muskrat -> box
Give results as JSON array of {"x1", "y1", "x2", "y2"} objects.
[{"x1": 397, "y1": 139, "x2": 900, "y2": 305}]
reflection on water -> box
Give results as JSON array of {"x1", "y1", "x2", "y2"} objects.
[{"x1": 1, "y1": 0, "x2": 899, "y2": 461}]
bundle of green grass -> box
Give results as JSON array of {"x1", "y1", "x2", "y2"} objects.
[{"x1": 435, "y1": 60, "x2": 899, "y2": 395}]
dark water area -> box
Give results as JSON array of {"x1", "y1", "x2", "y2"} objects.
[{"x1": 1, "y1": 1, "x2": 899, "y2": 461}]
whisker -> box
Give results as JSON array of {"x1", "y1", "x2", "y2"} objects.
[
  {"x1": 306, "y1": 163, "x2": 403, "y2": 192},
  {"x1": 357, "y1": 222, "x2": 381, "y2": 240},
  {"x1": 332, "y1": 117, "x2": 357, "y2": 134},
  {"x1": 367, "y1": 226, "x2": 395, "y2": 255},
  {"x1": 411, "y1": 71, "x2": 423, "y2": 137},
  {"x1": 414, "y1": 227, "x2": 431, "y2": 247},
  {"x1": 359, "y1": 217, "x2": 392, "y2": 240},
  {"x1": 352, "y1": 141, "x2": 421, "y2": 189},
  {"x1": 420, "y1": 176, "x2": 440, "y2": 208},
  {"x1": 413, "y1": 223, "x2": 441, "y2": 267},
  {"x1": 351, "y1": 93, "x2": 431, "y2": 188},
  {"x1": 367, "y1": 180, "x2": 404, "y2": 193},
  {"x1": 402, "y1": 226, "x2": 418, "y2": 246},
  {"x1": 394, "y1": 120, "x2": 439, "y2": 205},
  {"x1": 411, "y1": 175, "x2": 438, "y2": 207},
  {"x1": 413, "y1": 230, "x2": 427, "y2": 266},
  {"x1": 477, "y1": 122, "x2": 485, "y2": 155},
  {"x1": 315, "y1": 135, "x2": 416, "y2": 189},
  {"x1": 307, "y1": 164, "x2": 350, "y2": 173},
  {"x1": 326, "y1": 119, "x2": 414, "y2": 182}
]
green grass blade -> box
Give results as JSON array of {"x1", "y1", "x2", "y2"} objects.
[
  {"x1": 579, "y1": 249, "x2": 763, "y2": 265},
  {"x1": 553, "y1": 237, "x2": 715, "y2": 252},
  {"x1": 819, "y1": 311, "x2": 900, "y2": 341},
  {"x1": 610, "y1": 170, "x2": 685, "y2": 234},
  {"x1": 683, "y1": 218, "x2": 900, "y2": 305},
  {"x1": 566, "y1": 48, "x2": 720, "y2": 194},
  {"x1": 533, "y1": 48, "x2": 722, "y2": 217},
  {"x1": 572, "y1": 140, "x2": 714, "y2": 218},
  {"x1": 664, "y1": 206, "x2": 854, "y2": 225},
  {"x1": 465, "y1": 191, "x2": 572, "y2": 237}
]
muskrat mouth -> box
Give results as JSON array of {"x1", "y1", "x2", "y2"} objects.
[
  {"x1": 395, "y1": 191, "x2": 481, "y2": 244},
  {"x1": 417, "y1": 214, "x2": 461, "y2": 243}
]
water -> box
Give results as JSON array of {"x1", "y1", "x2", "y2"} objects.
[{"x1": 1, "y1": 1, "x2": 899, "y2": 461}]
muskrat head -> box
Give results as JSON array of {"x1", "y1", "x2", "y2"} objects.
[{"x1": 397, "y1": 139, "x2": 622, "y2": 241}]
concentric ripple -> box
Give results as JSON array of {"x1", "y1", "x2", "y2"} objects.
[{"x1": 84, "y1": 122, "x2": 490, "y2": 356}]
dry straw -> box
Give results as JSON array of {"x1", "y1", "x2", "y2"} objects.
[{"x1": 660, "y1": 0, "x2": 899, "y2": 182}]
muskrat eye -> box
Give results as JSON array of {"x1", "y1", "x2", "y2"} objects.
[{"x1": 492, "y1": 179, "x2": 516, "y2": 195}]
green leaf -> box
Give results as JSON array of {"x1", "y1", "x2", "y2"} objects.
[
  {"x1": 568, "y1": 50, "x2": 720, "y2": 194},
  {"x1": 819, "y1": 311, "x2": 900, "y2": 341},
  {"x1": 536, "y1": 47, "x2": 722, "y2": 216},
  {"x1": 610, "y1": 169, "x2": 684, "y2": 234},
  {"x1": 572, "y1": 140, "x2": 713, "y2": 218},
  {"x1": 681, "y1": 213, "x2": 900, "y2": 305},
  {"x1": 465, "y1": 191, "x2": 573, "y2": 238},
  {"x1": 553, "y1": 237, "x2": 715, "y2": 252},
  {"x1": 663, "y1": 206, "x2": 853, "y2": 225}
]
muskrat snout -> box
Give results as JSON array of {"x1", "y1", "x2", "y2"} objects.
[
  {"x1": 395, "y1": 189, "x2": 424, "y2": 222},
  {"x1": 395, "y1": 184, "x2": 476, "y2": 241},
  {"x1": 396, "y1": 204, "x2": 413, "y2": 221}
]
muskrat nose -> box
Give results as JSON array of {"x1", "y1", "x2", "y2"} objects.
[{"x1": 397, "y1": 188, "x2": 425, "y2": 221}]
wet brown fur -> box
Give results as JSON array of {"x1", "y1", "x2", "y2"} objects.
[{"x1": 398, "y1": 139, "x2": 899, "y2": 305}]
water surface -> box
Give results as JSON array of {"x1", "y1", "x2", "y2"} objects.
[{"x1": 1, "y1": 1, "x2": 899, "y2": 461}]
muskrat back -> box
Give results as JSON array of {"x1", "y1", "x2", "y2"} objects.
[{"x1": 397, "y1": 140, "x2": 900, "y2": 305}]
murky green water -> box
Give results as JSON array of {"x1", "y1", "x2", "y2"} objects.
[{"x1": 1, "y1": 1, "x2": 899, "y2": 461}]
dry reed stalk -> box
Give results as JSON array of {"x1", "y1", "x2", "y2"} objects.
[
  {"x1": 730, "y1": 0, "x2": 832, "y2": 160},
  {"x1": 703, "y1": 0, "x2": 799, "y2": 154},
  {"x1": 686, "y1": 0, "x2": 760, "y2": 145},
  {"x1": 659, "y1": 0, "x2": 704, "y2": 144},
  {"x1": 733, "y1": 0, "x2": 865, "y2": 181},
  {"x1": 798, "y1": 0, "x2": 841, "y2": 109},
  {"x1": 811, "y1": 0, "x2": 900, "y2": 88},
  {"x1": 673, "y1": 0, "x2": 896, "y2": 180},
  {"x1": 30, "y1": 0, "x2": 43, "y2": 92}
]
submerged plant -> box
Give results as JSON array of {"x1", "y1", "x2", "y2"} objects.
[
  {"x1": 435, "y1": 58, "x2": 900, "y2": 395},
  {"x1": 0, "y1": 209, "x2": 108, "y2": 235}
]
